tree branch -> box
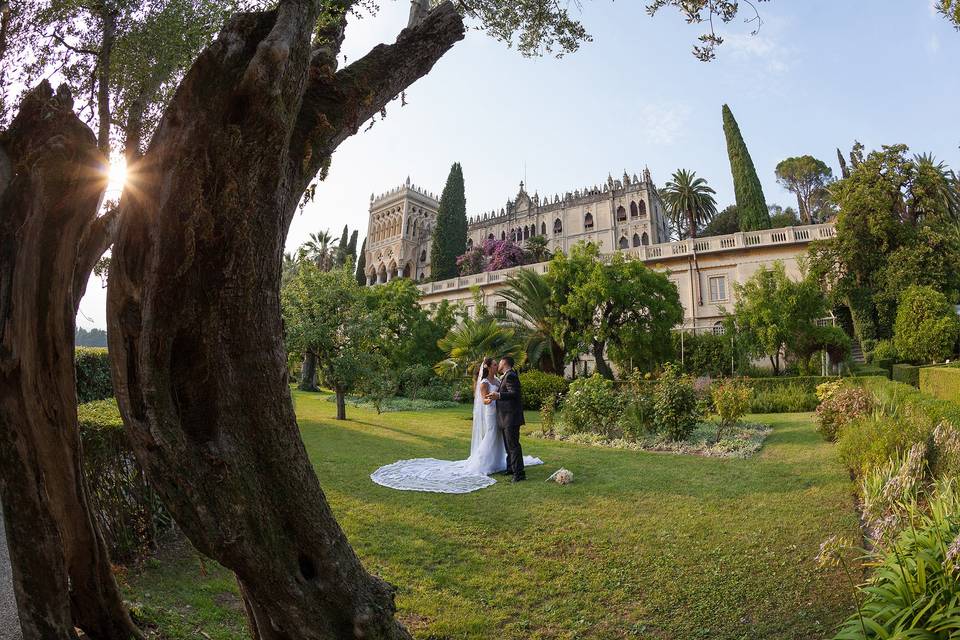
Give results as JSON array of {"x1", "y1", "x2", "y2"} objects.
[
  {"x1": 290, "y1": 0, "x2": 465, "y2": 194},
  {"x1": 51, "y1": 31, "x2": 100, "y2": 56}
]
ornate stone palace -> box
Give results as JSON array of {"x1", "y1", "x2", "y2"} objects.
[
  {"x1": 364, "y1": 169, "x2": 670, "y2": 284},
  {"x1": 363, "y1": 171, "x2": 836, "y2": 340}
]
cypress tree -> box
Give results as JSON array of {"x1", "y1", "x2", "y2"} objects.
[
  {"x1": 346, "y1": 229, "x2": 358, "y2": 264},
  {"x1": 722, "y1": 104, "x2": 770, "y2": 231},
  {"x1": 355, "y1": 238, "x2": 367, "y2": 285},
  {"x1": 430, "y1": 162, "x2": 467, "y2": 280},
  {"x1": 335, "y1": 224, "x2": 349, "y2": 266}
]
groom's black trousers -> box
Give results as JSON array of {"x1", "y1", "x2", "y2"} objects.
[{"x1": 500, "y1": 422, "x2": 525, "y2": 479}]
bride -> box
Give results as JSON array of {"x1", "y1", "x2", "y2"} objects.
[{"x1": 370, "y1": 357, "x2": 542, "y2": 493}]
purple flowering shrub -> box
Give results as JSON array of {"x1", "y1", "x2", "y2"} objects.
[{"x1": 456, "y1": 239, "x2": 526, "y2": 275}]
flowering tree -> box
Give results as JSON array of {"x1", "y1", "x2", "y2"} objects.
[{"x1": 456, "y1": 238, "x2": 526, "y2": 275}]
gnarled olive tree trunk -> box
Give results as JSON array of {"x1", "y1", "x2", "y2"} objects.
[
  {"x1": 0, "y1": 82, "x2": 139, "y2": 640},
  {"x1": 107, "y1": 2, "x2": 463, "y2": 637}
]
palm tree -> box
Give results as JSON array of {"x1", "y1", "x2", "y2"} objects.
[
  {"x1": 913, "y1": 153, "x2": 960, "y2": 226},
  {"x1": 524, "y1": 235, "x2": 552, "y2": 263},
  {"x1": 434, "y1": 315, "x2": 525, "y2": 380},
  {"x1": 500, "y1": 269, "x2": 565, "y2": 374},
  {"x1": 300, "y1": 230, "x2": 334, "y2": 271},
  {"x1": 660, "y1": 169, "x2": 718, "y2": 240}
]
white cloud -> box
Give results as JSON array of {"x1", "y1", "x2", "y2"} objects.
[
  {"x1": 633, "y1": 103, "x2": 692, "y2": 145},
  {"x1": 927, "y1": 33, "x2": 942, "y2": 53}
]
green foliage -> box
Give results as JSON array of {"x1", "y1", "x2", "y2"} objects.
[
  {"x1": 711, "y1": 379, "x2": 752, "y2": 441},
  {"x1": 893, "y1": 285, "x2": 960, "y2": 364},
  {"x1": 774, "y1": 155, "x2": 833, "y2": 224},
  {"x1": 431, "y1": 163, "x2": 468, "y2": 281},
  {"x1": 539, "y1": 394, "x2": 558, "y2": 436},
  {"x1": 920, "y1": 367, "x2": 960, "y2": 403},
  {"x1": 652, "y1": 364, "x2": 699, "y2": 441},
  {"x1": 722, "y1": 104, "x2": 769, "y2": 231},
  {"x1": 700, "y1": 204, "x2": 740, "y2": 237},
  {"x1": 727, "y1": 261, "x2": 828, "y2": 375},
  {"x1": 870, "y1": 339, "x2": 897, "y2": 370},
  {"x1": 399, "y1": 364, "x2": 436, "y2": 399},
  {"x1": 78, "y1": 400, "x2": 171, "y2": 562},
  {"x1": 355, "y1": 238, "x2": 367, "y2": 286},
  {"x1": 75, "y1": 347, "x2": 113, "y2": 403},
  {"x1": 559, "y1": 373, "x2": 623, "y2": 438},
  {"x1": 617, "y1": 375, "x2": 657, "y2": 440},
  {"x1": 359, "y1": 371, "x2": 399, "y2": 414},
  {"x1": 660, "y1": 168, "x2": 717, "y2": 239},
  {"x1": 767, "y1": 204, "x2": 799, "y2": 228},
  {"x1": 365, "y1": 279, "x2": 456, "y2": 370},
  {"x1": 501, "y1": 268, "x2": 565, "y2": 374},
  {"x1": 518, "y1": 370, "x2": 568, "y2": 410},
  {"x1": 891, "y1": 363, "x2": 921, "y2": 387},
  {"x1": 435, "y1": 313, "x2": 524, "y2": 380},
  {"x1": 749, "y1": 384, "x2": 817, "y2": 413},
  {"x1": 815, "y1": 384, "x2": 873, "y2": 442},
  {"x1": 673, "y1": 331, "x2": 735, "y2": 377},
  {"x1": 743, "y1": 375, "x2": 841, "y2": 393},
  {"x1": 76, "y1": 327, "x2": 108, "y2": 347}
]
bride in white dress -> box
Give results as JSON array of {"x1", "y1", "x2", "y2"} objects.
[{"x1": 370, "y1": 358, "x2": 542, "y2": 493}]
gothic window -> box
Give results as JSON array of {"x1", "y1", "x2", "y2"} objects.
[
  {"x1": 584, "y1": 212, "x2": 594, "y2": 230},
  {"x1": 638, "y1": 201, "x2": 647, "y2": 217},
  {"x1": 523, "y1": 226, "x2": 530, "y2": 240},
  {"x1": 488, "y1": 233, "x2": 495, "y2": 241},
  {"x1": 403, "y1": 264, "x2": 412, "y2": 279},
  {"x1": 501, "y1": 231, "x2": 506, "y2": 241},
  {"x1": 511, "y1": 229, "x2": 517, "y2": 242},
  {"x1": 553, "y1": 218, "x2": 563, "y2": 234},
  {"x1": 641, "y1": 232, "x2": 649, "y2": 245},
  {"x1": 632, "y1": 233, "x2": 642, "y2": 247},
  {"x1": 618, "y1": 236, "x2": 629, "y2": 249},
  {"x1": 616, "y1": 206, "x2": 627, "y2": 222},
  {"x1": 541, "y1": 222, "x2": 546, "y2": 235},
  {"x1": 630, "y1": 201, "x2": 639, "y2": 218},
  {"x1": 419, "y1": 250, "x2": 427, "y2": 262}
]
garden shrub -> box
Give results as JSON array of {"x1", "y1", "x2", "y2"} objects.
[
  {"x1": 711, "y1": 379, "x2": 752, "y2": 441},
  {"x1": 560, "y1": 373, "x2": 623, "y2": 438},
  {"x1": 835, "y1": 413, "x2": 928, "y2": 478},
  {"x1": 919, "y1": 367, "x2": 960, "y2": 403},
  {"x1": 859, "y1": 377, "x2": 960, "y2": 428},
  {"x1": 415, "y1": 379, "x2": 456, "y2": 402},
  {"x1": 399, "y1": 364, "x2": 436, "y2": 399},
  {"x1": 814, "y1": 384, "x2": 873, "y2": 441},
  {"x1": 892, "y1": 284, "x2": 960, "y2": 364},
  {"x1": 870, "y1": 339, "x2": 897, "y2": 372},
  {"x1": 78, "y1": 400, "x2": 170, "y2": 562},
  {"x1": 519, "y1": 370, "x2": 568, "y2": 410},
  {"x1": 539, "y1": 395, "x2": 558, "y2": 436},
  {"x1": 75, "y1": 347, "x2": 113, "y2": 403},
  {"x1": 672, "y1": 331, "x2": 734, "y2": 377},
  {"x1": 891, "y1": 364, "x2": 920, "y2": 387},
  {"x1": 618, "y1": 386, "x2": 656, "y2": 440},
  {"x1": 652, "y1": 364, "x2": 699, "y2": 441},
  {"x1": 749, "y1": 384, "x2": 816, "y2": 413},
  {"x1": 741, "y1": 375, "x2": 840, "y2": 394}
]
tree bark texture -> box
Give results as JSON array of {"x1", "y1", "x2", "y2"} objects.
[
  {"x1": 592, "y1": 340, "x2": 615, "y2": 380},
  {"x1": 107, "y1": 3, "x2": 463, "y2": 638},
  {"x1": 0, "y1": 82, "x2": 140, "y2": 640},
  {"x1": 298, "y1": 351, "x2": 318, "y2": 391}
]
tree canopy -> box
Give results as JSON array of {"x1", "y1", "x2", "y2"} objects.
[
  {"x1": 722, "y1": 104, "x2": 770, "y2": 231},
  {"x1": 430, "y1": 162, "x2": 468, "y2": 280},
  {"x1": 774, "y1": 155, "x2": 833, "y2": 224}
]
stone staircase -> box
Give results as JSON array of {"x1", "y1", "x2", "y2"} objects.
[{"x1": 850, "y1": 339, "x2": 866, "y2": 364}]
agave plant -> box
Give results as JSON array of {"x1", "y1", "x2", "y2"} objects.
[{"x1": 434, "y1": 315, "x2": 525, "y2": 380}]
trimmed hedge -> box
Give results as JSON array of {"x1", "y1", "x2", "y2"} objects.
[
  {"x1": 76, "y1": 347, "x2": 113, "y2": 403},
  {"x1": 740, "y1": 376, "x2": 840, "y2": 393},
  {"x1": 891, "y1": 363, "x2": 920, "y2": 388},
  {"x1": 919, "y1": 367, "x2": 960, "y2": 403},
  {"x1": 519, "y1": 370, "x2": 568, "y2": 410},
  {"x1": 79, "y1": 400, "x2": 170, "y2": 562},
  {"x1": 857, "y1": 377, "x2": 960, "y2": 427}
]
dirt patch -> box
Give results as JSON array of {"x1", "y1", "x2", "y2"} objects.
[{"x1": 213, "y1": 591, "x2": 244, "y2": 612}]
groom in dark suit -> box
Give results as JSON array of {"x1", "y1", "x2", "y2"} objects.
[{"x1": 488, "y1": 356, "x2": 525, "y2": 482}]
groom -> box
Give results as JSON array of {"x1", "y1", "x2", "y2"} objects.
[{"x1": 488, "y1": 356, "x2": 525, "y2": 482}]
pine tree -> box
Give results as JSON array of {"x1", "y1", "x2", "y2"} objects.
[
  {"x1": 722, "y1": 104, "x2": 770, "y2": 231},
  {"x1": 355, "y1": 238, "x2": 367, "y2": 286},
  {"x1": 335, "y1": 224, "x2": 349, "y2": 266},
  {"x1": 430, "y1": 162, "x2": 467, "y2": 280},
  {"x1": 346, "y1": 229, "x2": 358, "y2": 265}
]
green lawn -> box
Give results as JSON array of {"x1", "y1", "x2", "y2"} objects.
[{"x1": 123, "y1": 390, "x2": 861, "y2": 639}]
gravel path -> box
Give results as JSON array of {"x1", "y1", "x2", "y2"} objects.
[{"x1": 0, "y1": 503, "x2": 22, "y2": 640}]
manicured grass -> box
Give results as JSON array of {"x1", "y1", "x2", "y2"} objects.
[{"x1": 123, "y1": 391, "x2": 861, "y2": 639}]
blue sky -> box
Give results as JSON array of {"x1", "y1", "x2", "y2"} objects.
[{"x1": 77, "y1": 0, "x2": 960, "y2": 328}]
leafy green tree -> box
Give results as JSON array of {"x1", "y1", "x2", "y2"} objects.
[
  {"x1": 939, "y1": 0, "x2": 960, "y2": 29},
  {"x1": 727, "y1": 261, "x2": 827, "y2": 375},
  {"x1": 722, "y1": 104, "x2": 770, "y2": 231},
  {"x1": 701, "y1": 204, "x2": 740, "y2": 237},
  {"x1": 501, "y1": 268, "x2": 565, "y2": 374},
  {"x1": 768, "y1": 204, "x2": 799, "y2": 228},
  {"x1": 281, "y1": 263, "x2": 383, "y2": 420},
  {"x1": 364, "y1": 278, "x2": 454, "y2": 370},
  {"x1": 334, "y1": 224, "x2": 349, "y2": 266},
  {"x1": 893, "y1": 285, "x2": 960, "y2": 364},
  {"x1": 347, "y1": 229, "x2": 359, "y2": 264},
  {"x1": 660, "y1": 169, "x2": 718, "y2": 239},
  {"x1": 560, "y1": 248, "x2": 683, "y2": 378},
  {"x1": 355, "y1": 237, "x2": 367, "y2": 286},
  {"x1": 775, "y1": 155, "x2": 833, "y2": 224},
  {"x1": 431, "y1": 162, "x2": 467, "y2": 280}
]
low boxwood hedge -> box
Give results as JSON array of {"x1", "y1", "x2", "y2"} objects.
[
  {"x1": 919, "y1": 367, "x2": 960, "y2": 404},
  {"x1": 76, "y1": 347, "x2": 113, "y2": 403},
  {"x1": 891, "y1": 363, "x2": 920, "y2": 388}
]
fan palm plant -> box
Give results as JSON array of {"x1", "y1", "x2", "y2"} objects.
[
  {"x1": 500, "y1": 268, "x2": 565, "y2": 374},
  {"x1": 524, "y1": 235, "x2": 552, "y2": 263},
  {"x1": 300, "y1": 230, "x2": 334, "y2": 271},
  {"x1": 434, "y1": 315, "x2": 525, "y2": 380},
  {"x1": 661, "y1": 169, "x2": 718, "y2": 239}
]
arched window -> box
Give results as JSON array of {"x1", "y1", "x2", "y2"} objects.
[
  {"x1": 616, "y1": 206, "x2": 627, "y2": 222},
  {"x1": 641, "y1": 232, "x2": 649, "y2": 245},
  {"x1": 419, "y1": 250, "x2": 427, "y2": 262},
  {"x1": 553, "y1": 218, "x2": 563, "y2": 234},
  {"x1": 638, "y1": 201, "x2": 647, "y2": 217},
  {"x1": 488, "y1": 233, "x2": 495, "y2": 240},
  {"x1": 632, "y1": 233, "x2": 642, "y2": 247},
  {"x1": 501, "y1": 230, "x2": 506, "y2": 241},
  {"x1": 584, "y1": 212, "x2": 594, "y2": 230},
  {"x1": 541, "y1": 222, "x2": 546, "y2": 235},
  {"x1": 467, "y1": 238, "x2": 473, "y2": 249},
  {"x1": 403, "y1": 264, "x2": 411, "y2": 279},
  {"x1": 713, "y1": 321, "x2": 726, "y2": 336},
  {"x1": 618, "y1": 236, "x2": 629, "y2": 249},
  {"x1": 511, "y1": 229, "x2": 517, "y2": 242},
  {"x1": 630, "y1": 201, "x2": 639, "y2": 218},
  {"x1": 523, "y1": 226, "x2": 530, "y2": 240}
]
